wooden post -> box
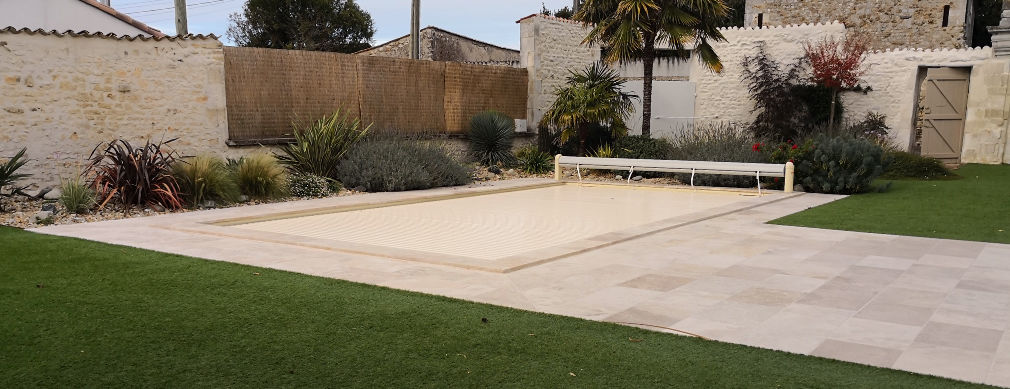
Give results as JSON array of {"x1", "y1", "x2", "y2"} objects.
[
  {"x1": 784, "y1": 161, "x2": 795, "y2": 193},
  {"x1": 554, "y1": 154, "x2": 562, "y2": 181},
  {"x1": 174, "y1": 0, "x2": 188, "y2": 36}
]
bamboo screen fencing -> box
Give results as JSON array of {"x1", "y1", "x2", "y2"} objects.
[{"x1": 224, "y1": 46, "x2": 527, "y2": 141}]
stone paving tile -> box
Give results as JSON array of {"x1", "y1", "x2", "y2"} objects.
[
  {"x1": 812, "y1": 339, "x2": 903, "y2": 368},
  {"x1": 856, "y1": 255, "x2": 917, "y2": 271},
  {"x1": 759, "y1": 274, "x2": 828, "y2": 293},
  {"x1": 913, "y1": 322, "x2": 1004, "y2": 353},
  {"x1": 987, "y1": 332, "x2": 1010, "y2": 387},
  {"x1": 855, "y1": 301, "x2": 936, "y2": 327},
  {"x1": 892, "y1": 343, "x2": 994, "y2": 384},
  {"x1": 871, "y1": 287, "x2": 947, "y2": 309},
  {"x1": 30, "y1": 185, "x2": 1010, "y2": 386},
  {"x1": 917, "y1": 254, "x2": 977, "y2": 269},
  {"x1": 798, "y1": 280, "x2": 879, "y2": 311},
  {"x1": 828, "y1": 317, "x2": 923, "y2": 350},
  {"x1": 619, "y1": 274, "x2": 694, "y2": 292},
  {"x1": 715, "y1": 265, "x2": 782, "y2": 281},
  {"x1": 735, "y1": 304, "x2": 853, "y2": 354},
  {"x1": 728, "y1": 287, "x2": 803, "y2": 307}
]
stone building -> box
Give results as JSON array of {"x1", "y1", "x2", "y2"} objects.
[
  {"x1": 743, "y1": 0, "x2": 975, "y2": 49},
  {"x1": 356, "y1": 26, "x2": 520, "y2": 67}
]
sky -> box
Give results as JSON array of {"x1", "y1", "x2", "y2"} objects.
[{"x1": 113, "y1": 0, "x2": 576, "y2": 49}]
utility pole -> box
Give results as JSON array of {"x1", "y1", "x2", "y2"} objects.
[
  {"x1": 409, "y1": 0, "x2": 420, "y2": 59},
  {"x1": 174, "y1": 0, "x2": 188, "y2": 36}
]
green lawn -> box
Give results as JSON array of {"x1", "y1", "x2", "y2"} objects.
[
  {"x1": 772, "y1": 164, "x2": 1010, "y2": 244},
  {"x1": 0, "y1": 227, "x2": 986, "y2": 388}
]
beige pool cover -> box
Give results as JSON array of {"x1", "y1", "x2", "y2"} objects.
[{"x1": 224, "y1": 183, "x2": 777, "y2": 272}]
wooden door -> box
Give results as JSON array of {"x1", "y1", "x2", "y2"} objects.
[{"x1": 920, "y1": 67, "x2": 970, "y2": 162}]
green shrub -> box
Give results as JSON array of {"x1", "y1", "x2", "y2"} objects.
[
  {"x1": 668, "y1": 123, "x2": 767, "y2": 187},
  {"x1": 87, "y1": 139, "x2": 183, "y2": 210},
  {"x1": 882, "y1": 151, "x2": 955, "y2": 180},
  {"x1": 276, "y1": 110, "x2": 370, "y2": 180},
  {"x1": 172, "y1": 155, "x2": 240, "y2": 207},
  {"x1": 794, "y1": 135, "x2": 886, "y2": 194},
  {"x1": 59, "y1": 175, "x2": 96, "y2": 214},
  {"x1": 1, "y1": 147, "x2": 30, "y2": 198},
  {"x1": 614, "y1": 136, "x2": 673, "y2": 160},
  {"x1": 515, "y1": 145, "x2": 553, "y2": 175},
  {"x1": 468, "y1": 111, "x2": 515, "y2": 166},
  {"x1": 236, "y1": 154, "x2": 287, "y2": 199},
  {"x1": 288, "y1": 172, "x2": 331, "y2": 197},
  {"x1": 337, "y1": 139, "x2": 471, "y2": 192}
]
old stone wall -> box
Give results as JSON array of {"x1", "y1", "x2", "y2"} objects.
[
  {"x1": 0, "y1": 29, "x2": 236, "y2": 186},
  {"x1": 359, "y1": 27, "x2": 520, "y2": 67},
  {"x1": 744, "y1": 0, "x2": 970, "y2": 49},
  {"x1": 842, "y1": 47, "x2": 1000, "y2": 163},
  {"x1": 691, "y1": 22, "x2": 1009, "y2": 164},
  {"x1": 692, "y1": 22, "x2": 848, "y2": 125}
]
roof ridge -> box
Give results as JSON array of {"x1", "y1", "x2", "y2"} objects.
[{"x1": 0, "y1": 27, "x2": 218, "y2": 41}]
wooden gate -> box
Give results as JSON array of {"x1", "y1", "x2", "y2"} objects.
[{"x1": 920, "y1": 67, "x2": 970, "y2": 162}]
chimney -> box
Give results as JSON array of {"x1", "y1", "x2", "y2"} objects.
[
  {"x1": 988, "y1": 0, "x2": 1010, "y2": 58},
  {"x1": 99, "y1": 0, "x2": 110, "y2": 5}
]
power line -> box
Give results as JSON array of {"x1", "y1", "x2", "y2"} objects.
[{"x1": 124, "y1": 0, "x2": 234, "y2": 15}]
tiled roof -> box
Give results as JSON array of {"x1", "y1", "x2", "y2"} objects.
[
  {"x1": 0, "y1": 27, "x2": 218, "y2": 41},
  {"x1": 78, "y1": 0, "x2": 165, "y2": 37}
]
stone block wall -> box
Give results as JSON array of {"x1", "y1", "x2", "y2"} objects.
[
  {"x1": 744, "y1": 0, "x2": 970, "y2": 49},
  {"x1": 692, "y1": 22, "x2": 848, "y2": 125},
  {"x1": 519, "y1": 14, "x2": 601, "y2": 130},
  {"x1": 0, "y1": 29, "x2": 233, "y2": 186},
  {"x1": 842, "y1": 47, "x2": 999, "y2": 162},
  {"x1": 691, "y1": 22, "x2": 1009, "y2": 164}
]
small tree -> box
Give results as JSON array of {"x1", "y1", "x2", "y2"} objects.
[
  {"x1": 228, "y1": 0, "x2": 375, "y2": 53},
  {"x1": 541, "y1": 63, "x2": 637, "y2": 156},
  {"x1": 803, "y1": 35, "x2": 869, "y2": 130},
  {"x1": 575, "y1": 0, "x2": 728, "y2": 139}
]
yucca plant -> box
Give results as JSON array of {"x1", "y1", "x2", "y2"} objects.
[
  {"x1": 276, "y1": 110, "x2": 370, "y2": 180},
  {"x1": 59, "y1": 175, "x2": 97, "y2": 214},
  {"x1": 236, "y1": 153, "x2": 287, "y2": 199},
  {"x1": 468, "y1": 110, "x2": 516, "y2": 166},
  {"x1": 1, "y1": 147, "x2": 30, "y2": 193},
  {"x1": 1, "y1": 147, "x2": 31, "y2": 211},
  {"x1": 87, "y1": 139, "x2": 183, "y2": 210},
  {"x1": 172, "y1": 155, "x2": 240, "y2": 208},
  {"x1": 515, "y1": 145, "x2": 554, "y2": 175},
  {"x1": 541, "y1": 63, "x2": 637, "y2": 156}
]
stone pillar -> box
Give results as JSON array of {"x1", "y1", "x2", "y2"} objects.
[{"x1": 989, "y1": 0, "x2": 1010, "y2": 58}]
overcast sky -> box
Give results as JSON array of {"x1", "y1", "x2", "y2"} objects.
[{"x1": 114, "y1": 0, "x2": 575, "y2": 49}]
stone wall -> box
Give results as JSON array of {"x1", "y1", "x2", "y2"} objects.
[
  {"x1": 0, "y1": 29, "x2": 235, "y2": 186},
  {"x1": 744, "y1": 0, "x2": 971, "y2": 49},
  {"x1": 842, "y1": 47, "x2": 1000, "y2": 162},
  {"x1": 358, "y1": 27, "x2": 520, "y2": 67},
  {"x1": 692, "y1": 22, "x2": 848, "y2": 125},
  {"x1": 691, "y1": 22, "x2": 1009, "y2": 164},
  {"x1": 519, "y1": 15, "x2": 601, "y2": 130}
]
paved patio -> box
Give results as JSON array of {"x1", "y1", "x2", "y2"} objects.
[{"x1": 32, "y1": 179, "x2": 1010, "y2": 387}]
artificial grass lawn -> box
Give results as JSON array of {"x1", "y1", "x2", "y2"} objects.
[
  {"x1": 772, "y1": 164, "x2": 1010, "y2": 244},
  {"x1": 0, "y1": 227, "x2": 986, "y2": 388}
]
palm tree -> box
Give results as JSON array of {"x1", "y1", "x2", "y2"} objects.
[
  {"x1": 541, "y1": 63, "x2": 638, "y2": 156},
  {"x1": 574, "y1": 0, "x2": 729, "y2": 138}
]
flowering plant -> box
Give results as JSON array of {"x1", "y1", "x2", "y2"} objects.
[{"x1": 768, "y1": 139, "x2": 814, "y2": 164}]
